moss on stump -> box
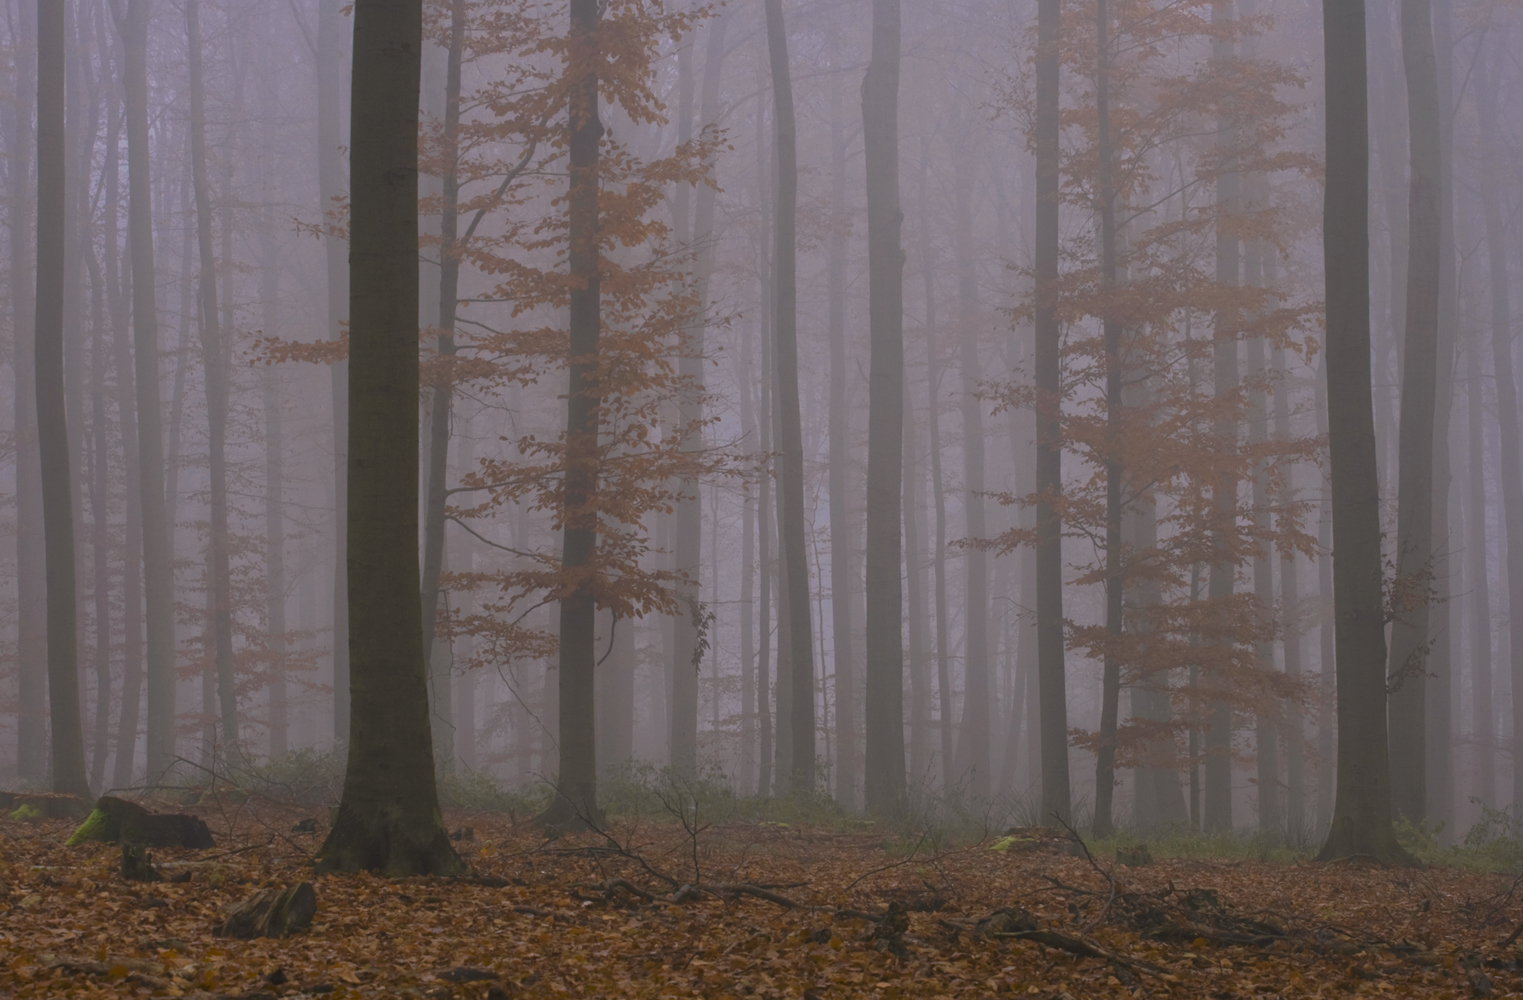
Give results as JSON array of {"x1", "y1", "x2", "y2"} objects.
[{"x1": 65, "y1": 796, "x2": 215, "y2": 849}]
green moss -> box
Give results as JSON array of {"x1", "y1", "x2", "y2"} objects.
[
  {"x1": 64, "y1": 807, "x2": 114, "y2": 847},
  {"x1": 9, "y1": 803, "x2": 41, "y2": 824}
]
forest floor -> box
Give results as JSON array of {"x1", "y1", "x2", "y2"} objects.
[{"x1": 1, "y1": 797, "x2": 1520, "y2": 999}]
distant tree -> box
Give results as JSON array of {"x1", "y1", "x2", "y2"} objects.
[
  {"x1": 862, "y1": 0, "x2": 907, "y2": 817},
  {"x1": 1385, "y1": 0, "x2": 1441, "y2": 824},
  {"x1": 317, "y1": 0, "x2": 462, "y2": 876},
  {"x1": 36, "y1": 0, "x2": 89, "y2": 799}
]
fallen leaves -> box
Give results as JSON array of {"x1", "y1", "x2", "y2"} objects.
[{"x1": 1, "y1": 802, "x2": 1522, "y2": 997}]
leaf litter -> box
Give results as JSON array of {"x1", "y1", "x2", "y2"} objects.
[{"x1": 1, "y1": 802, "x2": 1521, "y2": 998}]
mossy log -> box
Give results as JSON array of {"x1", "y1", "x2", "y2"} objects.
[
  {"x1": 215, "y1": 883, "x2": 316, "y2": 940},
  {"x1": 65, "y1": 796, "x2": 215, "y2": 849},
  {"x1": 0, "y1": 791, "x2": 91, "y2": 820}
]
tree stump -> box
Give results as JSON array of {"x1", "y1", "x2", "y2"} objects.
[
  {"x1": 120, "y1": 843, "x2": 163, "y2": 882},
  {"x1": 215, "y1": 883, "x2": 316, "y2": 940},
  {"x1": 65, "y1": 796, "x2": 215, "y2": 849}
]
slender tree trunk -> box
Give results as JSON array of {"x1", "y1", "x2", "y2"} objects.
[
  {"x1": 1273, "y1": 340, "x2": 1306, "y2": 836},
  {"x1": 1205, "y1": 1, "x2": 1239, "y2": 836},
  {"x1": 1425, "y1": 0, "x2": 1456, "y2": 829},
  {"x1": 1034, "y1": 0, "x2": 1071, "y2": 823},
  {"x1": 737, "y1": 326, "x2": 757, "y2": 790},
  {"x1": 861, "y1": 0, "x2": 906, "y2": 814},
  {"x1": 186, "y1": 0, "x2": 239, "y2": 757},
  {"x1": 318, "y1": 0, "x2": 351, "y2": 745},
  {"x1": 260, "y1": 215, "x2": 288, "y2": 759},
  {"x1": 1314, "y1": 355, "x2": 1336, "y2": 829},
  {"x1": 1317, "y1": 0, "x2": 1413, "y2": 865},
  {"x1": 1092, "y1": 0, "x2": 1124, "y2": 840},
  {"x1": 1473, "y1": 43, "x2": 1523, "y2": 812},
  {"x1": 1386, "y1": 0, "x2": 1441, "y2": 823},
  {"x1": 1466, "y1": 310, "x2": 1495, "y2": 807},
  {"x1": 827, "y1": 59, "x2": 857, "y2": 808},
  {"x1": 953, "y1": 126, "x2": 990, "y2": 801},
  {"x1": 764, "y1": 0, "x2": 814, "y2": 794},
  {"x1": 420, "y1": 0, "x2": 465, "y2": 769},
  {"x1": 904, "y1": 381, "x2": 929, "y2": 788},
  {"x1": 539, "y1": 0, "x2": 605, "y2": 825},
  {"x1": 9, "y1": 0, "x2": 46, "y2": 785},
  {"x1": 1246, "y1": 239, "x2": 1279, "y2": 835},
  {"x1": 36, "y1": 0, "x2": 89, "y2": 798},
  {"x1": 317, "y1": 0, "x2": 461, "y2": 875},
  {"x1": 927, "y1": 322, "x2": 953, "y2": 787},
  {"x1": 86, "y1": 238, "x2": 113, "y2": 790},
  {"x1": 116, "y1": 0, "x2": 176, "y2": 779}
]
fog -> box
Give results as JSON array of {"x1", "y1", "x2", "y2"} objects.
[{"x1": 0, "y1": 0, "x2": 1512, "y2": 850}]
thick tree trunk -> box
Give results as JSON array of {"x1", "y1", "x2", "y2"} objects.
[
  {"x1": 538, "y1": 0, "x2": 605, "y2": 825},
  {"x1": 764, "y1": 0, "x2": 815, "y2": 794},
  {"x1": 36, "y1": 0, "x2": 89, "y2": 799},
  {"x1": 1034, "y1": 0, "x2": 1071, "y2": 824},
  {"x1": 116, "y1": 0, "x2": 176, "y2": 780},
  {"x1": 861, "y1": 0, "x2": 906, "y2": 815},
  {"x1": 1386, "y1": 0, "x2": 1441, "y2": 824},
  {"x1": 1317, "y1": 0, "x2": 1413, "y2": 865},
  {"x1": 187, "y1": 0, "x2": 239, "y2": 758},
  {"x1": 317, "y1": 0, "x2": 461, "y2": 875},
  {"x1": 1473, "y1": 45, "x2": 1523, "y2": 813}
]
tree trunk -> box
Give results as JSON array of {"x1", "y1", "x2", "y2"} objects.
[
  {"x1": 953, "y1": 123, "x2": 990, "y2": 802},
  {"x1": 827, "y1": 57, "x2": 857, "y2": 809},
  {"x1": 1465, "y1": 306, "x2": 1495, "y2": 807},
  {"x1": 1473, "y1": 43, "x2": 1523, "y2": 813},
  {"x1": 1314, "y1": 355, "x2": 1336, "y2": 830},
  {"x1": 420, "y1": 0, "x2": 465, "y2": 770},
  {"x1": 317, "y1": 0, "x2": 461, "y2": 875},
  {"x1": 1205, "y1": 2, "x2": 1239, "y2": 836},
  {"x1": 1425, "y1": 0, "x2": 1456, "y2": 830},
  {"x1": 318, "y1": 0, "x2": 351, "y2": 746},
  {"x1": 861, "y1": 0, "x2": 906, "y2": 815},
  {"x1": 186, "y1": 0, "x2": 239, "y2": 758},
  {"x1": 538, "y1": 0, "x2": 605, "y2": 826},
  {"x1": 116, "y1": 0, "x2": 176, "y2": 780},
  {"x1": 1272, "y1": 339, "x2": 1305, "y2": 836},
  {"x1": 1034, "y1": 0, "x2": 1071, "y2": 824},
  {"x1": 1092, "y1": 0, "x2": 1124, "y2": 840},
  {"x1": 764, "y1": 0, "x2": 815, "y2": 795},
  {"x1": 1317, "y1": 0, "x2": 1413, "y2": 865},
  {"x1": 36, "y1": 0, "x2": 89, "y2": 799},
  {"x1": 1246, "y1": 238, "x2": 1279, "y2": 835},
  {"x1": 8, "y1": 0, "x2": 46, "y2": 785},
  {"x1": 259, "y1": 210, "x2": 288, "y2": 759},
  {"x1": 1386, "y1": 0, "x2": 1441, "y2": 824}
]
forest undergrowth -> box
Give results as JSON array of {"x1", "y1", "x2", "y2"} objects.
[{"x1": 3, "y1": 783, "x2": 1523, "y2": 999}]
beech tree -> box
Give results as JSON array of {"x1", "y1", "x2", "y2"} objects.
[{"x1": 317, "y1": 0, "x2": 461, "y2": 876}]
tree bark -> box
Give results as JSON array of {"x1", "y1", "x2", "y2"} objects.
[
  {"x1": 538, "y1": 0, "x2": 605, "y2": 825},
  {"x1": 420, "y1": 0, "x2": 465, "y2": 770},
  {"x1": 1205, "y1": 1, "x2": 1239, "y2": 836},
  {"x1": 861, "y1": 0, "x2": 906, "y2": 815},
  {"x1": 764, "y1": 0, "x2": 815, "y2": 795},
  {"x1": 1092, "y1": 0, "x2": 1124, "y2": 840},
  {"x1": 316, "y1": 0, "x2": 461, "y2": 875},
  {"x1": 1465, "y1": 303, "x2": 1495, "y2": 807},
  {"x1": 186, "y1": 0, "x2": 239, "y2": 758},
  {"x1": 1386, "y1": 0, "x2": 1441, "y2": 824},
  {"x1": 115, "y1": 0, "x2": 176, "y2": 779},
  {"x1": 1317, "y1": 0, "x2": 1413, "y2": 865},
  {"x1": 317, "y1": 0, "x2": 351, "y2": 746},
  {"x1": 36, "y1": 0, "x2": 89, "y2": 799},
  {"x1": 827, "y1": 56, "x2": 857, "y2": 808},
  {"x1": 1473, "y1": 42, "x2": 1523, "y2": 813},
  {"x1": 1034, "y1": 0, "x2": 1072, "y2": 824},
  {"x1": 9, "y1": 0, "x2": 46, "y2": 785}
]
